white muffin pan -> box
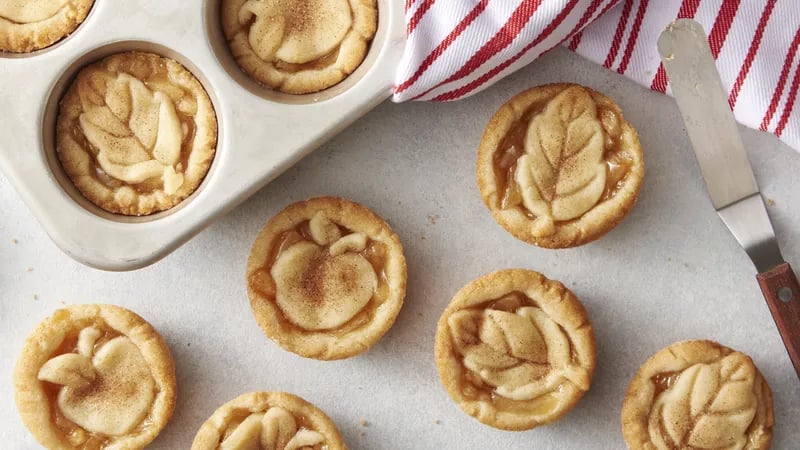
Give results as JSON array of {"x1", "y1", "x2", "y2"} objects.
[{"x1": 0, "y1": 0, "x2": 405, "y2": 271}]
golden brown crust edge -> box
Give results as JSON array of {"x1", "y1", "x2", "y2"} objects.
[
  {"x1": 0, "y1": 0, "x2": 94, "y2": 53},
  {"x1": 13, "y1": 304, "x2": 177, "y2": 450},
  {"x1": 477, "y1": 83, "x2": 645, "y2": 248},
  {"x1": 434, "y1": 269, "x2": 596, "y2": 431},
  {"x1": 620, "y1": 340, "x2": 774, "y2": 450},
  {"x1": 190, "y1": 391, "x2": 348, "y2": 450},
  {"x1": 246, "y1": 196, "x2": 407, "y2": 360}
]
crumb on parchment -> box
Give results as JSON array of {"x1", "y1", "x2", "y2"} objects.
[
  {"x1": 767, "y1": 198, "x2": 775, "y2": 206},
  {"x1": 360, "y1": 419, "x2": 368, "y2": 427}
]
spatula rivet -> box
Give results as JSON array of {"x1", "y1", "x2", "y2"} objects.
[{"x1": 778, "y1": 287, "x2": 793, "y2": 302}]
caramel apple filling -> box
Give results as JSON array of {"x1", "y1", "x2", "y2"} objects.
[
  {"x1": 249, "y1": 211, "x2": 389, "y2": 334},
  {"x1": 492, "y1": 86, "x2": 635, "y2": 237},
  {"x1": 448, "y1": 292, "x2": 591, "y2": 416},
  {"x1": 38, "y1": 323, "x2": 158, "y2": 449}
]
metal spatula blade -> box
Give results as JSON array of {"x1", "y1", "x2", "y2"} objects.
[{"x1": 658, "y1": 19, "x2": 800, "y2": 378}]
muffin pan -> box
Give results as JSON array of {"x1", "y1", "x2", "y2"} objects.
[{"x1": 0, "y1": 0, "x2": 404, "y2": 270}]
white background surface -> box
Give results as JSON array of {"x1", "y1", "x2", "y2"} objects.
[{"x1": 2, "y1": 48, "x2": 799, "y2": 449}]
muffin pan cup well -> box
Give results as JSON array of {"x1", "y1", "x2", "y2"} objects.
[{"x1": 0, "y1": 0, "x2": 405, "y2": 271}]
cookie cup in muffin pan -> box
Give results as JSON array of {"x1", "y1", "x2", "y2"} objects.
[{"x1": 0, "y1": 0, "x2": 404, "y2": 270}]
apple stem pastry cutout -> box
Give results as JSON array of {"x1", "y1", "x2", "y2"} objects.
[
  {"x1": 191, "y1": 391, "x2": 347, "y2": 450},
  {"x1": 247, "y1": 197, "x2": 406, "y2": 360},
  {"x1": 221, "y1": 0, "x2": 378, "y2": 94},
  {"x1": 0, "y1": 0, "x2": 94, "y2": 53},
  {"x1": 434, "y1": 269, "x2": 596, "y2": 431},
  {"x1": 477, "y1": 83, "x2": 645, "y2": 248},
  {"x1": 56, "y1": 51, "x2": 218, "y2": 216},
  {"x1": 14, "y1": 304, "x2": 176, "y2": 449},
  {"x1": 622, "y1": 340, "x2": 774, "y2": 450}
]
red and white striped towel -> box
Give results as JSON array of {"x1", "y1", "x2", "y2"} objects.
[{"x1": 393, "y1": 0, "x2": 800, "y2": 152}]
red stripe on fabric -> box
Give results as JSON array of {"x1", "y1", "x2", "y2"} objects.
[
  {"x1": 728, "y1": 0, "x2": 777, "y2": 108},
  {"x1": 568, "y1": 0, "x2": 618, "y2": 53},
  {"x1": 677, "y1": 0, "x2": 701, "y2": 17},
  {"x1": 604, "y1": 0, "x2": 634, "y2": 68},
  {"x1": 707, "y1": 0, "x2": 741, "y2": 58},
  {"x1": 649, "y1": 0, "x2": 701, "y2": 92},
  {"x1": 761, "y1": 28, "x2": 800, "y2": 131},
  {"x1": 410, "y1": 0, "x2": 545, "y2": 100},
  {"x1": 616, "y1": 0, "x2": 649, "y2": 75},
  {"x1": 583, "y1": 0, "x2": 619, "y2": 34},
  {"x1": 396, "y1": 0, "x2": 489, "y2": 94},
  {"x1": 651, "y1": 66, "x2": 668, "y2": 93},
  {"x1": 776, "y1": 62, "x2": 800, "y2": 137},
  {"x1": 407, "y1": 0, "x2": 436, "y2": 34},
  {"x1": 405, "y1": 0, "x2": 414, "y2": 12},
  {"x1": 432, "y1": 0, "x2": 590, "y2": 102},
  {"x1": 568, "y1": 30, "x2": 584, "y2": 51}
]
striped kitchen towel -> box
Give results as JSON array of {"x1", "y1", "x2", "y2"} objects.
[{"x1": 393, "y1": 0, "x2": 800, "y2": 151}]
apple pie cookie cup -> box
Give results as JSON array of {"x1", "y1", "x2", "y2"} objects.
[
  {"x1": 14, "y1": 304, "x2": 176, "y2": 450},
  {"x1": 435, "y1": 269, "x2": 596, "y2": 430},
  {"x1": 621, "y1": 340, "x2": 773, "y2": 450},
  {"x1": 221, "y1": 0, "x2": 378, "y2": 94},
  {"x1": 247, "y1": 196, "x2": 407, "y2": 360},
  {"x1": 0, "y1": 0, "x2": 94, "y2": 53},
  {"x1": 191, "y1": 391, "x2": 347, "y2": 450},
  {"x1": 56, "y1": 51, "x2": 218, "y2": 216},
  {"x1": 477, "y1": 83, "x2": 645, "y2": 248}
]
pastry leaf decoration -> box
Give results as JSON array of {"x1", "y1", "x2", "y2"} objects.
[
  {"x1": 219, "y1": 407, "x2": 324, "y2": 450},
  {"x1": 271, "y1": 212, "x2": 376, "y2": 330},
  {"x1": 514, "y1": 86, "x2": 607, "y2": 237},
  {"x1": 0, "y1": 0, "x2": 67, "y2": 23},
  {"x1": 239, "y1": 0, "x2": 352, "y2": 64},
  {"x1": 648, "y1": 353, "x2": 758, "y2": 449},
  {"x1": 448, "y1": 303, "x2": 590, "y2": 401},
  {"x1": 78, "y1": 72, "x2": 185, "y2": 194},
  {"x1": 37, "y1": 327, "x2": 156, "y2": 436}
]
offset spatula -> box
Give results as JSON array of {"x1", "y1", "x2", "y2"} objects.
[{"x1": 658, "y1": 19, "x2": 800, "y2": 377}]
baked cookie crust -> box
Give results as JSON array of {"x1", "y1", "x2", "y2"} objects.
[
  {"x1": 14, "y1": 304, "x2": 176, "y2": 449},
  {"x1": 621, "y1": 340, "x2": 773, "y2": 450},
  {"x1": 434, "y1": 269, "x2": 596, "y2": 430},
  {"x1": 477, "y1": 83, "x2": 645, "y2": 248},
  {"x1": 56, "y1": 51, "x2": 217, "y2": 216},
  {"x1": 247, "y1": 196, "x2": 406, "y2": 360},
  {"x1": 0, "y1": 0, "x2": 94, "y2": 53},
  {"x1": 191, "y1": 391, "x2": 347, "y2": 450},
  {"x1": 221, "y1": 0, "x2": 378, "y2": 94}
]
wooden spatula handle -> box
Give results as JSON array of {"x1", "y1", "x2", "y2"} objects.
[{"x1": 757, "y1": 262, "x2": 800, "y2": 377}]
